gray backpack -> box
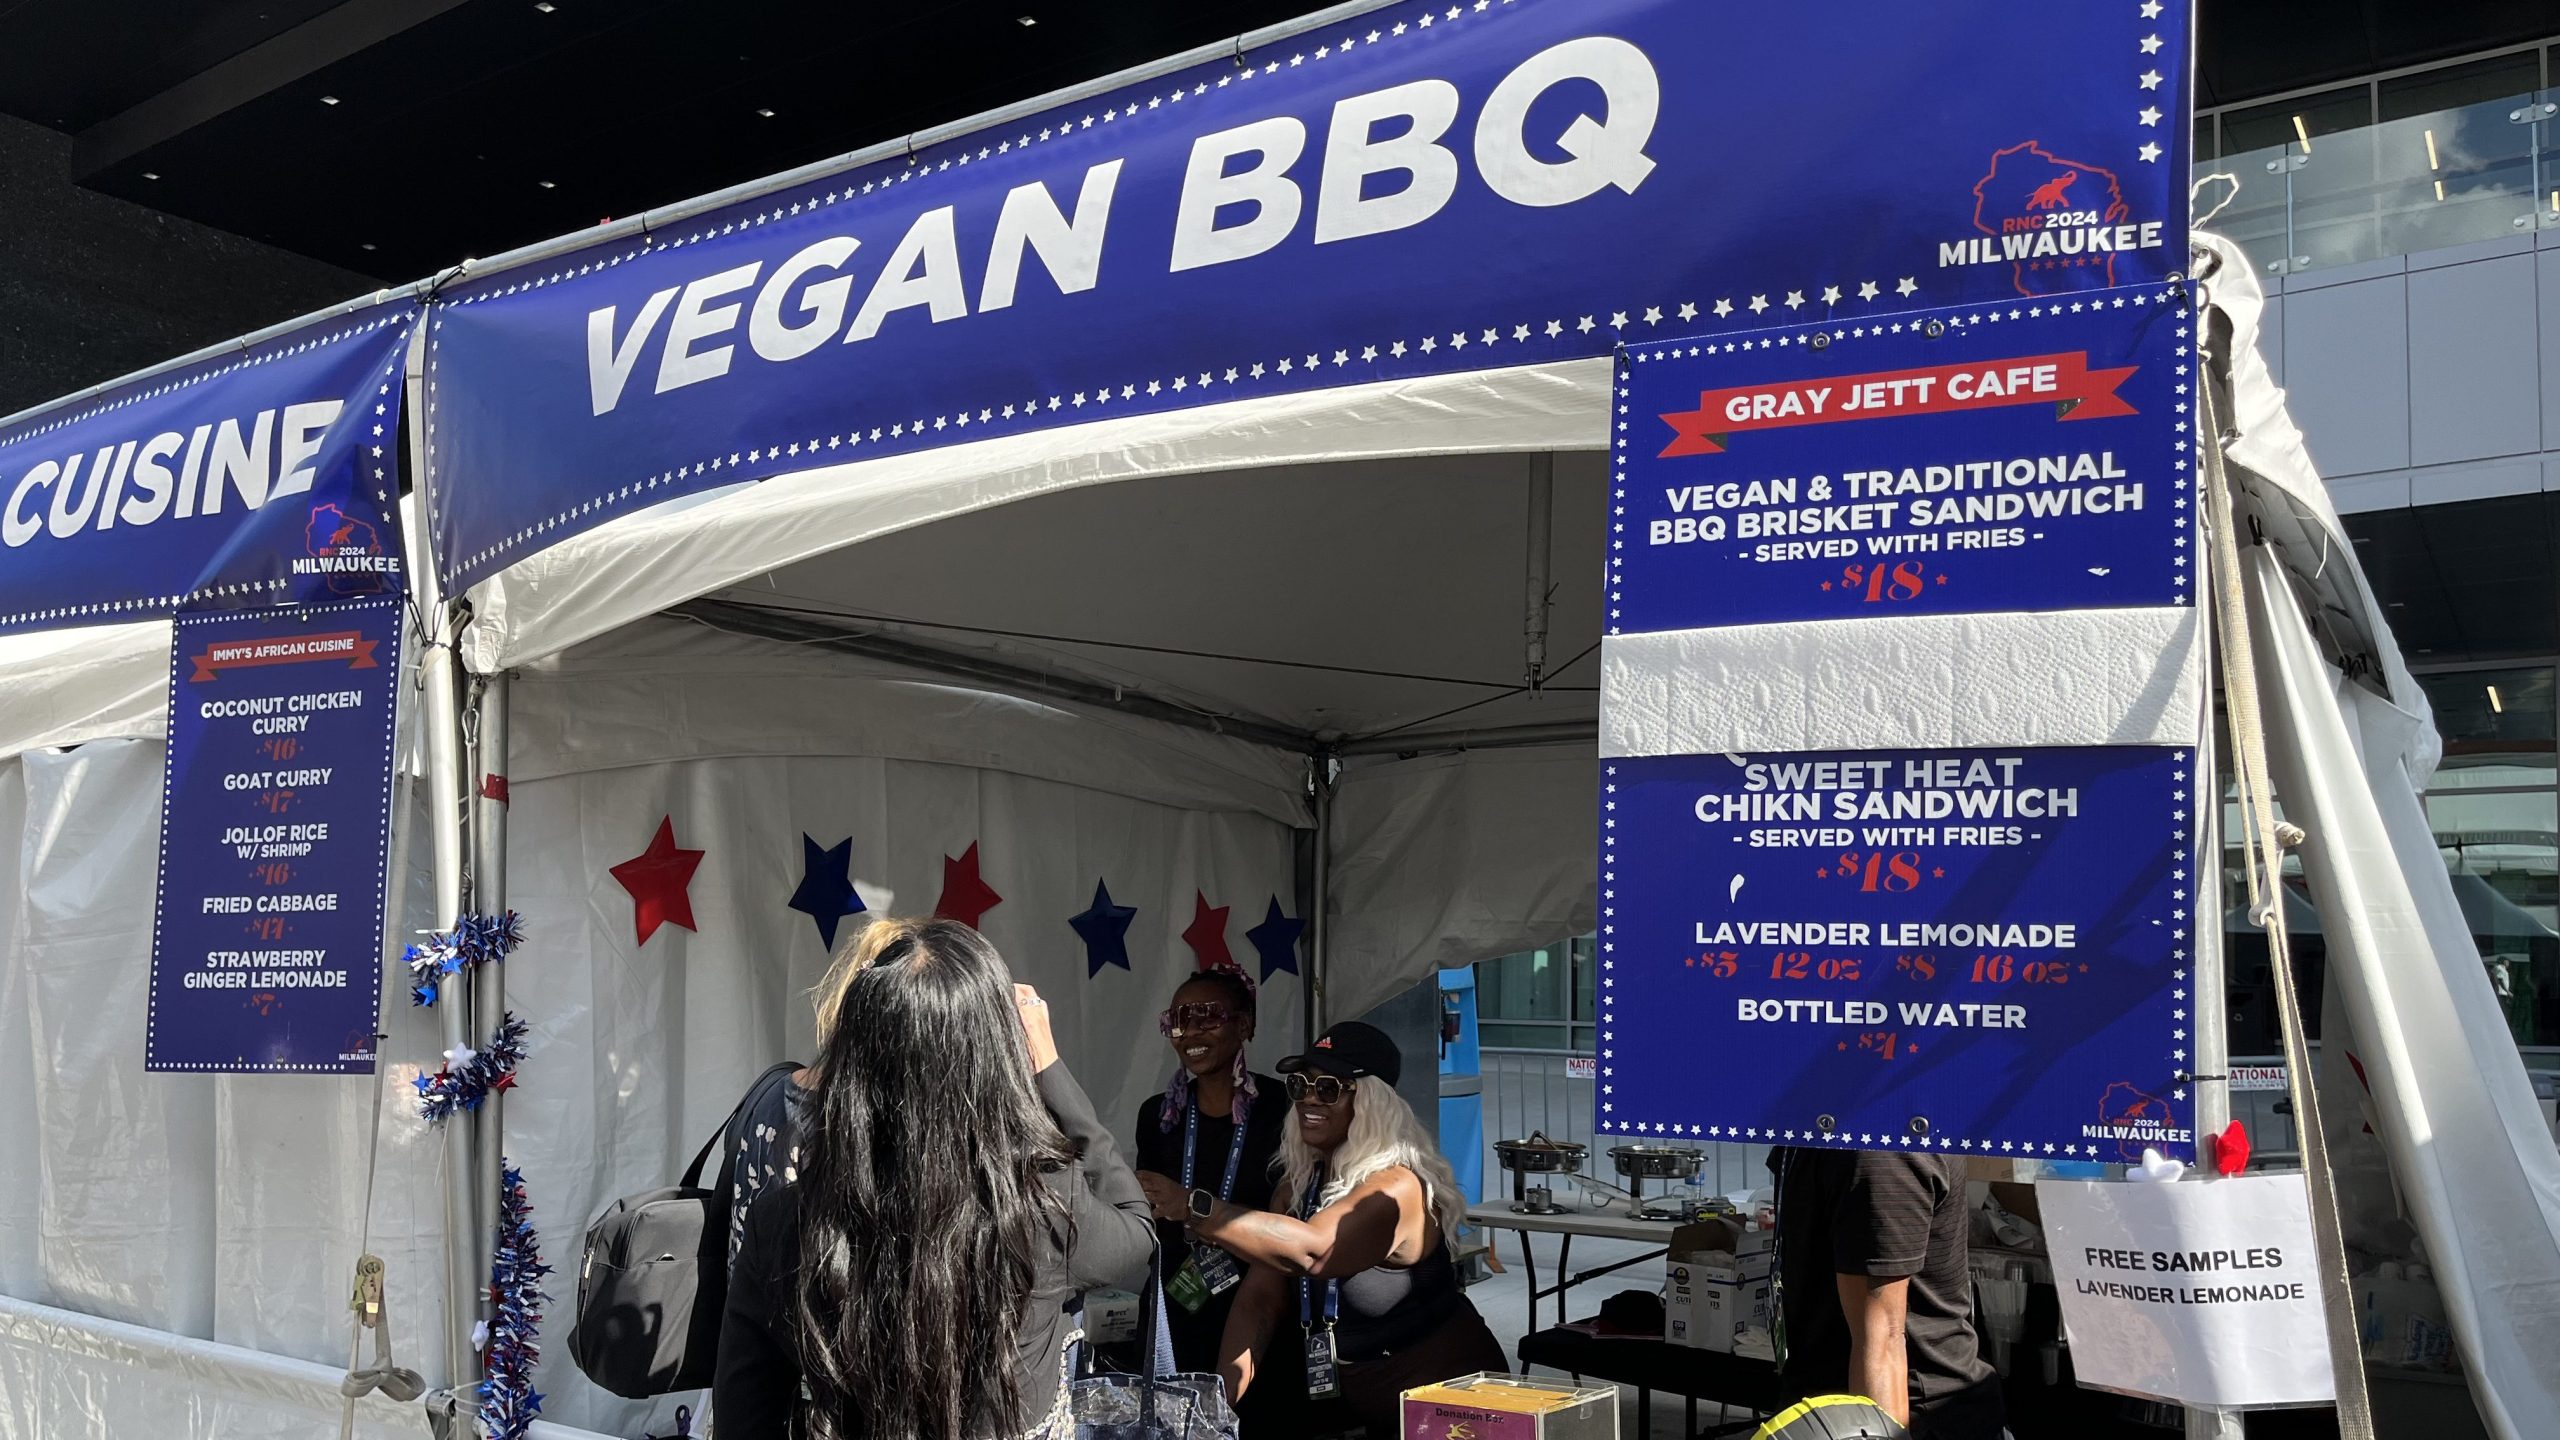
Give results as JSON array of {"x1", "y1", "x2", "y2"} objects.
[{"x1": 567, "y1": 1062, "x2": 800, "y2": 1398}]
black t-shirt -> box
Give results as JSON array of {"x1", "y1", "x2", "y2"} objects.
[
  {"x1": 1132, "y1": 1077, "x2": 1287, "y2": 1369},
  {"x1": 1768, "y1": 1148, "x2": 2005, "y2": 1440}
]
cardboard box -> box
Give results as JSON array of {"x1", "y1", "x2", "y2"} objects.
[
  {"x1": 1664, "y1": 1252, "x2": 1774, "y2": 1351},
  {"x1": 1666, "y1": 1215, "x2": 1775, "y2": 1263}
]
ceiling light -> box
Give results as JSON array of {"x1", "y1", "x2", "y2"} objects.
[
  {"x1": 538, "y1": 179, "x2": 556, "y2": 189},
  {"x1": 320, "y1": 95, "x2": 340, "y2": 106},
  {"x1": 140, "y1": 171, "x2": 160, "y2": 180},
  {"x1": 361, "y1": 242, "x2": 378, "y2": 251},
  {"x1": 2434, "y1": 179, "x2": 2446, "y2": 203},
  {"x1": 534, "y1": 1, "x2": 556, "y2": 9},
  {"x1": 1017, "y1": 15, "x2": 1037, "y2": 25},
  {"x1": 2423, "y1": 128, "x2": 2440, "y2": 171},
  {"x1": 2292, "y1": 114, "x2": 2311, "y2": 154},
  {"x1": 2488, "y1": 685, "x2": 2505, "y2": 714},
  {"x1": 756, "y1": 107, "x2": 776, "y2": 117}
]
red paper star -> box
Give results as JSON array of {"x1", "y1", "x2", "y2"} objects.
[
  {"x1": 611, "y1": 816, "x2": 704, "y2": 945},
  {"x1": 1181, "y1": 892, "x2": 1233, "y2": 969},
  {"x1": 934, "y1": 841, "x2": 1002, "y2": 929}
]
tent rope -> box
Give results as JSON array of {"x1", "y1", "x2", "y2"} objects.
[{"x1": 2198, "y1": 350, "x2": 2377, "y2": 1439}]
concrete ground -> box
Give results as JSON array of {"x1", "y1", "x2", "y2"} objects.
[{"x1": 1459, "y1": 1227, "x2": 1771, "y2": 1439}]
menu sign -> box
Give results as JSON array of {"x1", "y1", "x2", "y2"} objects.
[
  {"x1": 1611, "y1": 287, "x2": 2189, "y2": 636},
  {"x1": 145, "y1": 596, "x2": 404, "y2": 1072},
  {"x1": 1601, "y1": 744, "x2": 2197, "y2": 1160}
]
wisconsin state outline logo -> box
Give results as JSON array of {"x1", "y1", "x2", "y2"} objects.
[{"x1": 1970, "y1": 142, "x2": 2132, "y2": 297}]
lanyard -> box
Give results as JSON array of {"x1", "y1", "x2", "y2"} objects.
[
  {"x1": 1296, "y1": 1163, "x2": 1339, "y2": 1328},
  {"x1": 1180, "y1": 1087, "x2": 1252, "y2": 1203}
]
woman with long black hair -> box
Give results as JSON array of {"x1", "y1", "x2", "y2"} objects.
[
  {"x1": 1130, "y1": 965, "x2": 1286, "y2": 1378},
  {"x1": 715, "y1": 917, "x2": 1155, "y2": 1440}
]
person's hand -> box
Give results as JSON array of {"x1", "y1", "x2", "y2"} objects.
[
  {"x1": 1014, "y1": 984, "x2": 1059, "y2": 1074},
  {"x1": 1138, "y1": 1171, "x2": 1190, "y2": 1223}
]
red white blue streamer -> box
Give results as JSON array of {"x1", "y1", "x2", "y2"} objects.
[
  {"x1": 480, "y1": 1160, "x2": 550, "y2": 1440},
  {"x1": 403, "y1": 910, "x2": 524, "y2": 1008},
  {"x1": 414, "y1": 1012, "x2": 526, "y2": 1123}
]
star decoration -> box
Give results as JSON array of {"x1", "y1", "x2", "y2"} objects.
[
  {"x1": 2139, "y1": 106, "x2": 2163, "y2": 127},
  {"x1": 610, "y1": 816, "x2": 704, "y2": 946},
  {"x1": 2138, "y1": 142, "x2": 2163, "y2": 163},
  {"x1": 786, "y1": 834, "x2": 867, "y2": 951},
  {"x1": 1246, "y1": 896, "x2": 1305, "y2": 980},
  {"x1": 1895, "y1": 277, "x2": 1919, "y2": 297},
  {"x1": 1069, "y1": 879, "x2": 1138, "y2": 978},
  {"x1": 2140, "y1": 69, "x2": 2164, "y2": 90},
  {"x1": 1181, "y1": 892, "x2": 1234, "y2": 969},
  {"x1": 933, "y1": 841, "x2": 1003, "y2": 929}
]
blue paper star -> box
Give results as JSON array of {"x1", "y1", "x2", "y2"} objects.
[
  {"x1": 1070, "y1": 880, "x2": 1138, "y2": 978},
  {"x1": 787, "y1": 834, "x2": 866, "y2": 951},
  {"x1": 1247, "y1": 896, "x2": 1304, "y2": 980}
]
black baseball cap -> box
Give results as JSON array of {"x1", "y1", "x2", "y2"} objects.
[{"x1": 1280, "y1": 1021, "x2": 1402, "y2": 1086}]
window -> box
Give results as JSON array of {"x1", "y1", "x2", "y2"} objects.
[
  {"x1": 2378, "y1": 52, "x2": 2542, "y2": 121},
  {"x1": 1476, "y1": 937, "x2": 1598, "y2": 1051},
  {"x1": 2220, "y1": 86, "x2": 2372, "y2": 154},
  {"x1": 2419, "y1": 665, "x2": 2560, "y2": 1048}
]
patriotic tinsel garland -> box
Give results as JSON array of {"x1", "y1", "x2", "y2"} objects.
[
  {"x1": 414, "y1": 1013, "x2": 527, "y2": 1124},
  {"x1": 403, "y1": 910, "x2": 524, "y2": 1007},
  {"x1": 479, "y1": 1161, "x2": 550, "y2": 1440}
]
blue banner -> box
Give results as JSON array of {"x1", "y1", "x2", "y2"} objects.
[
  {"x1": 1613, "y1": 287, "x2": 2191, "y2": 635},
  {"x1": 1600, "y1": 745, "x2": 2197, "y2": 1161},
  {"x1": 0, "y1": 305, "x2": 415, "y2": 638},
  {"x1": 424, "y1": 0, "x2": 2191, "y2": 589},
  {"x1": 145, "y1": 597, "x2": 405, "y2": 1074}
]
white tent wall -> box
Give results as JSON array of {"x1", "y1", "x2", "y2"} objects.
[
  {"x1": 0, "y1": 621, "x2": 176, "y2": 759},
  {"x1": 0, "y1": 744, "x2": 466, "y2": 1440},
  {"x1": 2198, "y1": 233, "x2": 2560, "y2": 1436},
  {"x1": 1327, "y1": 745, "x2": 1597, "y2": 1023},
  {"x1": 496, "y1": 618, "x2": 1310, "y2": 1431}
]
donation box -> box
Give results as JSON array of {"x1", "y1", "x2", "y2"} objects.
[{"x1": 1403, "y1": 1374, "x2": 1618, "y2": 1440}]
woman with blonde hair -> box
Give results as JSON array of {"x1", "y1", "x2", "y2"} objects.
[
  {"x1": 1174, "y1": 1022, "x2": 1503, "y2": 1437},
  {"x1": 716, "y1": 917, "x2": 1154, "y2": 1439}
]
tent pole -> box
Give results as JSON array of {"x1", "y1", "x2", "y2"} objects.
[
  {"x1": 400, "y1": 317, "x2": 482, "y2": 1397},
  {"x1": 2184, "y1": 685, "x2": 2245, "y2": 1440},
  {"x1": 466, "y1": 671, "x2": 511, "y2": 1374},
  {"x1": 1523, "y1": 453, "x2": 1553, "y2": 690},
  {"x1": 1309, "y1": 752, "x2": 1336, "y2": 1041},
  {"x1": 419, "y1": 600, "x2": 479, "y2": 1388}
]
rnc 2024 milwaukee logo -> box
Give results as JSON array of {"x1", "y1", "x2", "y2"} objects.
[
  {"x1": 294, "y1": 502, "x2": 400, "y2": 595},
  {"x1": 2084, "y1": 1080, "x2": 2194, "y2": 1161},
  {"x1": 1937, "y1": 142, "x2": 2169, "y2": 298}
]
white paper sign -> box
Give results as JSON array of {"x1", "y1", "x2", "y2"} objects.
[
  {"x1": 2229, "y1": 1064, "x2": 2288, "y2": 1093},
  {"x1": 1566, "y1": 1056, "x2": 1597, "y2": 1080},
  {"x1": 2038, "y1": 1175, "x2": 2336, "y2": 1408}
]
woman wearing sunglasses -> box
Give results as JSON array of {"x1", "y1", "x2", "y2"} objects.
[
  {"x1": 1131, "y1": 966, "x2": 1288, "y2": 1387},
  {"x1": 1181, "y1": 1022, "x2": 1504, "y2": 1438}
]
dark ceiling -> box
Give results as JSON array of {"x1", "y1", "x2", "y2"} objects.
[{"x1": 0, "y1": 1, "x2": 2549, "y2": 283}]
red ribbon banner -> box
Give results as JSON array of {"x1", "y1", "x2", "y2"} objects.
[
  {"x1": 188, "y1": 629, "x2": 382, "y2": 683},
  {"x1": 1657, "y1": 349, "x2": 2139, "y2": 457}
]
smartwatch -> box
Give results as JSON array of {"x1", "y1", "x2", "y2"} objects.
[{"x1": 1188, "y1": 1188, "x2": 1217, "y2": 1221}]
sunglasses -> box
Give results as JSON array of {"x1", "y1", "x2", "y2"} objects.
[
  {"x1": 1158, "y1": 1002, "x2": 1240, "y2": 1035},
  {"x1": 1283, "y1": 1072, "x2": 1355, "y2": 1105}
]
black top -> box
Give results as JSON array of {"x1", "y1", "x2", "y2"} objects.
[
  {"x1": 724, "y1": 1065, "x2": 805, "y2": 1270},
  {"x1": 1768, "y1": 1148, "x2": 2005, "y2": 1440},
  {"x1": 1334, "y1": 1231, "x2": 1464, "y2": 1362},
  {"x1": 1131, "y1": 1076, "x2": 1286, "y2": 1371},
  {"x1": 716, "y1": 1061, "x2": 1156, "y2": 1440}
]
